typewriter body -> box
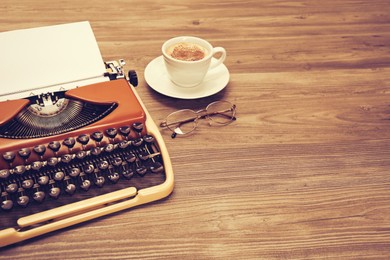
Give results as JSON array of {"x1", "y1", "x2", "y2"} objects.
[{"x1": 0, "y1": 24, "x2": 173, "y2": 247}]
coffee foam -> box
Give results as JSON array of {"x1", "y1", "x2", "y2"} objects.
[{"x1": 167, "y1": 42, "x2": 207, "y2": 61}]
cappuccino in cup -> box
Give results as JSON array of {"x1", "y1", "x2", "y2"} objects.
[
  {"x1": 167, "y1": 42, "x2": 208, "y2": 61},
  {"x1": 162, "y1": 36, "x2": 227, "y2": 87}
]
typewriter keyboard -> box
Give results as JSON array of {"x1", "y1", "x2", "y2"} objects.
[{"x1": 0, "y1": 122, "x2": 166, "y2": 218}]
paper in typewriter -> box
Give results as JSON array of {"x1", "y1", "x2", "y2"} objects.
[{"x1": 0, "y1": 21, "x2": 108, "y2": 101}]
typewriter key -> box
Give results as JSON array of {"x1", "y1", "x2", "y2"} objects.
[
  {"x1": 48, "y1": 141, "x2": 61, "y2": 152},
  {"x1": 65, "y1": 183, "x2": 76, "y2": 195},
  {"x1": 49, "y1": 187, "x2": 61, "y2": 199},
  {"x1": 150, "y1": 162, "x2": 164, "y2": 173},
  {"x1": 143, "y1": 134, "x2": 155, "y2": 143},
  {"x1": 31, "y1": 161, "x2": 43, "y2": 171},
  {"x1": 69, "y1": 167, "x2": 81, "y2": 178},
  {"x1": 91, "y1": 131, "x2": 104, "y2": 142},
  {"x1": 108, "y1": 172, "x2": 120, "y2": 183},
  {"x1": 118, "y1": 140, "x2": 129, "y2": 149},
  {"x1": 91, "y1": 146, "x2": 102, "y2": 156},
  {"x1": 33, "y1": 145, "x2": 46, "y2": 156},
  {"x1": 124, "y1": 152, "x2": 136, "y2": 163},
  {"x1": 61, "y1": 154, "x2": 74, "y2": 163},
  {"x1": 14, "y1": 165, "x2": 26, "y2": 175},
  {"x1": 136, "y1": 165, "x2": 147, "y2": 176},
  {"x1": 54, "y1": 171, "x2": 65, "y2": 181},
  {"x1": 76, "y1": 150, "x2": 87, "y2": 159},
  {"x1": 121, "y1": 166, "x2": 134, "y2": 179},
  {"x1": 77, "y1": 134, "x2": 90, "y2": 145},
  {"x1": 119, "y1": 126, "x2": 131, "y2": 137},
  {"x1": 38, "y1": 175, "x2": 50, "y2": 185},
  {"x1": 84, "y1": 164, "x2": 95, "y2": 174},
  {"x1": 105, "y1": 128, "x2": 117, "y2": 139},
  {"x1": 80, "y1": 179, "x2": 91, "y2": 191},
  {"x1": 63, "y1": 137, "x2": 76, "y2": 149},
  {"x1": 18, "y1": 148, "x2": 31, "y2": 159},
  {"x1": 6, "y1": 183, "x2": 18, "y2": 193},
  {"x1": 1, "y1": 199, "x2": 13, "y2": 210},
  {"x1": 133, "y1": 137, "x2": 143, "y2": 147},
  {"x1": 104, "y1": 144, "x2": 115, "y2": 153},
  {"x1": 111, "y1": 157, "x2": 123, "y2": 167},
  {"x1": 22, "y1": 179, "x2": 34, "y2": 189},
  {"x1": 33, "y1": 191, "x2": 46, "y2": 203},
  {"x1": 132, "y1": 122, "x2": 144, "y2": 132},
  {"x1": 47, "y1": 157, "x2": 59, "y2": 166},
  {"x1": 98, "y1": 160, "x2": 109, "y2": 170},
  {"x1": 139, "y1": 150, "x2": 150, "y2": 161},
  {"x1": 2, "y1": 151, "x2": 16, "y2": 163},
  {"x1": 0, "y1": 169, "x2": 10, "y2": 179},
  {"x1": 94, "y1": 176, "x2": 105, "y2": 187},
  {"x1": 17, "y1": 195, "x2": 30, "y2": 207}
]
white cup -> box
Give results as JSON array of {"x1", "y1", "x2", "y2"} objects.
[{"x1": 162, "y1": 36, "x2": 226, "y2": 87}]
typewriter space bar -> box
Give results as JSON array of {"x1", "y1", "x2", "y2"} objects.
[{"x1": 17, "y1": 187, "x2": 137, "y2": 228}]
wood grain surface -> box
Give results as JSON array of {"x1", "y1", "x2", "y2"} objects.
[{"x1": 1, "y1": 0, "x2": 390, "y2": 259}]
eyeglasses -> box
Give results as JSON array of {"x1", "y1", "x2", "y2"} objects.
[{"x1": 160, "y1": 100, "x2": 236, "y2": 138}]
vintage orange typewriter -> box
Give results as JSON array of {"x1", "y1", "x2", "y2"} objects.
[{"x1": 0, "y1": 22, "x2": 173, "y2": 247}]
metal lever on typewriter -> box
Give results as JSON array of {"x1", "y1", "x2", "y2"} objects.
[{"x1": 104, "y1": 59, "x2": 138, "y2": 87}]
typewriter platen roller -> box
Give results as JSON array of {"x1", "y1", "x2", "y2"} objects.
[{"x1": 0, "y1": 61, "x2": 174, "y2": 247}]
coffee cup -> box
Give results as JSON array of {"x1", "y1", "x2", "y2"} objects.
[{"x1": 162, "y1": 36, "x2": 226, "y2": 87}]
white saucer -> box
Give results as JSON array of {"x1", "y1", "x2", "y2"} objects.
[{"x1": 144, "y1": 56, "x2": 229, "y2": 99}]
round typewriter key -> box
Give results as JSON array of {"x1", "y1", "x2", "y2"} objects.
[
  {"x1": 76, "y1": 150, "x2": 87, "y2": 159},
  {"x1": 22, "y1": 179, "x2": 34, "y2": 189},
  {"x1": 38, "y1": 175, "x2": 50, "y2": 185},
  {"x1": 91, "y1": 147, "x2": 102, "y2": 156},
  {"x1": 54, "y1": 171, "x2": 65, "y2": 181},
  {"x1": 150, "y1": 162, "x2": 164, "y2": 173},
  {"x1": 17, "y1": 195, "x2": 30, "y2": 207},
  {"x1": 80, "y1": 179, "x2": 91, "y2": 191},
  {"x1": 84, "y1": 164, "x2": 95, "y2": 174},
  {"x1": 33, "y1": 145, "x2": 46, "y2": 156},
  {"x1": 49, "y1": 187, "x2": 61, "y2": 199},
  {"x1": 91, "y1": 131, "x2": 104, "y2": 142},
  {"x1": 63, "y1": 137, "x2": 76, "y2": 148},
  {"x1": 65, "y1": 183, "x2": 76, "y2": 195},
  {"x1": 143, "y1": 134, "x2": 155, "y2": 143},
  {"x1": 69, "y1": 167, "x2": 81, "y2": 178},
  {"x1": 33, "y1": 191, "x2": 46, "y2": 203},
  {"x1": 136, "y1": 165, "x2": 147, "y2": 176},
  {"x1": 122, "y1": 168, "x2": 134, "y2": 179},
  {"x1": 132, "y1": 122, "x2": 144, "y2": 132},
  {"x1": 13, "y1": 165, "x2": 26, "y2": 175},
  {"x1": 111, "y1": 157, "x2": 123, "y2": 167},
  {"x1": 105, "y1": 128, "x2": 117, "y2": 139},
  {"x1": 133, "y1": 137, "x2": 143, "y2": 147},
  {"x1": 1, "y1": 199, "x2": 13, "y2": 210},
  {"x1": 31, "y1": 161, "x2": 43, "y2": 171},
  {"x1": 108, "y1": 172, "x2": 120, "y2": 183},
  {"x1": 48, "y1": 141, "x2": 61, "y2": 152},
  {"x1": 125, "y1": 152, "x2": 136, "y2": 163},
  {"x1": 61, "y1": 154, "x2": 74, "y2": 163},
  {"x1": 119, "y1": 126, "x2": 131, "y2": 136},
  {"x1": 0, "y1": 169, "x2": 10, "y2": 179},
  {"x1": 6, "y1": 183, "x2": 18, "y2": 193},
  {"x1": 94, "y1": 176, "x2": 105, "y2": 187},
  {"x1": 104, "y1": 144, "x2": 115, "y2": 153},
  {"x1": 3, "y1": 151, "x2": 16, "y2": 162},
  {"x1": 47, "y1": 157, "x2": 59, "y2": 166},
  {"x1": 18, "y1": 148, "x2": 31, "y2": 159},
  {"x1": 98, "y1": 160, "x2": 109, "y2": 170},
  {"x1": 77, "y1": 134, "x2": 90, "y2": 145},
  {"x1": 118, "y1": 140, "x2": 129, "y2": 149}
]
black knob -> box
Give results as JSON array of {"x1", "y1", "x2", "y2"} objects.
[
  {"x1": 128, "y1": 70, "x2": 138, "y2": 87},
  {"x1": 63, "y1": 137, "x2": 76, "y2": 149},
  {"x1": 77, "y1": 134, "x2": 90, "y2": 145},
  {"x1": 48, "y1": 141, "x2": 61, "y2": 152},
  {"x1": 132, "y1": 122, "x2": 144, "y2": 132}
]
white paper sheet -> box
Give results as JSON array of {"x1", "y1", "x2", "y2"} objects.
[{"x1": 0, "y1": 21, "x2": 108, "y2": 101}]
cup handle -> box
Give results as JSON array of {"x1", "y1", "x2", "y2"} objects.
[{"x1": 209, "y1": 47, "x2": 226, "y2": 70}]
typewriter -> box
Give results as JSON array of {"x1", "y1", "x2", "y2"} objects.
[{"x1": 0, "y1": 23, "x2": 174, "y2": 247}]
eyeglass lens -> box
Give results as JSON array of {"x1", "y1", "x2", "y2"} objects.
[{"x1": 164, "y1": 101, "x2": 235, "y2": 137}]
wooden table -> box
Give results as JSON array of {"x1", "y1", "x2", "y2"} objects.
[{"x1": 1, "y1": 0, "x2": 390, "y2": 259}]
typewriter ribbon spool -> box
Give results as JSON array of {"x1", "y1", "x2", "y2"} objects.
[{"x1": 0, "y1": 77, "x2": 174, "y2": 247}]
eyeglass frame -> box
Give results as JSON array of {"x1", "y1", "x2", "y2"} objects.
[{"x1": 159, "y1": 100, "x2": 237, "y2": 138}]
